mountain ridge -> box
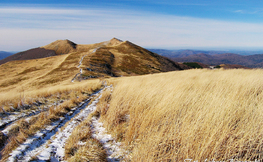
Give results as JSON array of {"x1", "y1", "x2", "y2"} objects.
[
  {"x1": 170, "y1": 53, "x2": 263, "y2": 68},
  {"x1": 149, "y1": 49, "x2": 263, "y2": 68},
  {"x1": 0, "y1": 38, "x2": 183, "y2": 92}
]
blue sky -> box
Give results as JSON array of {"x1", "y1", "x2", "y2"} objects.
[{"x1": 1, "y1": 0, "x2": 263, "y2": 51}]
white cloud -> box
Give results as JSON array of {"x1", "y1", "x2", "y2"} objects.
[
  {"x1": 0, "y1": 7, "x2": 81, "y2": 15},
  {"x1": 233, "y1": 9, "x2": 263, "y2": 15},
  {"x1": 1, "y1": 7, "x2": 263, "y2": 51}
]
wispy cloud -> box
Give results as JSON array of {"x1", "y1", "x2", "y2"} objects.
[
  {"x1": 234, "y1": 9, "x2": 263, "y2": 14},
  {"x1": 120, "y1": 0, "x2": 209, "y2": 6},
  {"x1": 0, "y1": 7, "x2": 81, "y2": 15},
  {"x1": 1, "y1": 6, "x2": 263, "y2": 51}
]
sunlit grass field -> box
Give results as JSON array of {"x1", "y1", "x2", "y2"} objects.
[
  {"x1": 96, "y1": 69, "x2": 263, "y2": 161},
  {"x1": 0, "y1": 79, "x2": 103, "y2": 160},
  {"x1": 1, "y1": 64, "x2": 263, "y2": 161}
]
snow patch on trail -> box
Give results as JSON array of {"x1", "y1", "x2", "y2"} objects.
[
  {"x1": 77, "y1": 55, "x2": 87, "y2": 68},
  {"x1": 37, "y1": 93, "x2": 102, "y2": 161},
  {"x1": 7, "y1": 89, "x2": 103, "y2": 162},
  {"x1": 71, "y1": 47, "x2": 100, "y2": 82},
  {"x1": 1, "y1": 100, "x2": 64, "y2": 132},
  {"x1": 0, "y1": 108, "x2": 43, "y2": 131},
  {"x1": 91, "y1": 117, "x2": 128, "y2": 162},
  {"x1": 7, "y1": 85, "x2": 129, "y2": 162},
  {"x1": 71, "y1": 54, "x2": 87, "y2": 82},
  {"x1": 91, "y1": 85, "x2": 129, "y2": 162}
]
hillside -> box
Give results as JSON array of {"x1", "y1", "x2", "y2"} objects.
[
  {"x1": 0, "y1": 48, "x2": 56, "y2": 65},
  {"x1": 3, "y1": 38, "x2": 262, "y2": 161},
  {"x1": 42, "y1": 38, "x2": 183, "y2": 77},
  {"x1": 0, "y1": 38, "x2": 182, "y2": 94},
  {"x1": 0, "y1": 38, "x2": 184, "y2": 161},
  {"x1": 1, "y1": 69, "x2": 263, "y2": 161}
]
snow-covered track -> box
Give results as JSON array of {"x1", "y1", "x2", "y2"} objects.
[
  {"x1": 0, "y1": 108, "x2": 43, "y2": 131},
  {"x1": 90, "y1": 86, "x2": 128, "y2": 162},
  {"x1": 7, "y1": 89, "x2": 104, "y2": 162},
  {"x1": 91, "y1": 117, "x2": 126, "y2": 162},
  {"x1": 7, "y1": 85, "x2": 128, "y2": 162},
  {"x1": 37, "y1": 93, "x2": 102, "y2": 161},
  {"x1": 71, "y1": 47, "x2": 100, "y2": 82}
]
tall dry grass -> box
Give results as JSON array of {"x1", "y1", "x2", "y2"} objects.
[
  {"x1": 65, "y1": 111, "x2": 107, "y2": 162},
  {"x1": 1, "y1": 80, "x2": 103, "y2": 160},
  {"x1": 0, "y1": 79, "x2": 102, "y2": 113},
  {"x1": 101, "y1": 69, "x2": 263, "y2": 161}
]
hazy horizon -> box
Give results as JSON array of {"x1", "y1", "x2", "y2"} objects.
[{"x1": 3, "y1": 46, "x2": 263, "y2": 56}]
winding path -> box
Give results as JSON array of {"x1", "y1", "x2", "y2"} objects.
[{"x1": 71, "y1": 48, "x2": 100, "y2": 82}]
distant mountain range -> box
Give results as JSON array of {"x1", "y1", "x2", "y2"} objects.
[
  {"x1": 0, "y1": 51, "x2": 14, "y2": 60},
  {"x1": 149, "y1": 49, "x2": 263, "y2": 57},
  {"x1": 150, "y1": 49, "x2": 263, "y2": 68},
  {"x1": 149, "y1": 49, "x2": 228, "y2": 58}
]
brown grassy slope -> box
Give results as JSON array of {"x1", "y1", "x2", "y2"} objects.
[
  {"x1": 0, "y1": 48, "x2": 56, "y2": 65},
  {"x1": 81, "y1": 40, "x2": 182, "y2": 78},
  {"x1": 0, "y1": 37, "x2": 182, "y2": 82},
  {"x1": 0, "y1": 38, "x2": 182, "y2": 104},
  {"x1": 109, "y1": 41, "x2": 182, "y2": 73},
  {"x1": 0, "y1": 54, "x2": 69, "y2": 92},
  {"x1": 0, "y1": 45, "x2": 101, "y2": 94},
  {"x1": 34, "y1": 51, "x2": 87, "y2": 86},
  {"x1": 0, "y1": 50, "x2": 91, "y2": 105},
  {"x1": 42, "y1": 39, "x2": 77, "y2": 55},
  {"x1": 42, "y1": 38, "x2": 182, "y2": 77},
  {"x1": 42, "y1": 39, "x2": 114, "y2": 55},
  {"x1": 100, "y1": 69, "x2": 263, "y2": 161}
]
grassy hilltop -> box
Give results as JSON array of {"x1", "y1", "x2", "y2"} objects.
[{"x1": 0, "y1": 38, "x2": 263, "y2": 161}]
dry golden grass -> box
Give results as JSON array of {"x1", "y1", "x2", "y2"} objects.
[
  {"x1": 67, "y1": 143, "x2": 106, "y2": 162},
  {"x1": 0, "y1": 38, "x2": 180, "y2": 102},
  {"x1": 0, "y1": 54, "x2": 68, "y2": 92},
  {"x1": 0, "y1": 78, "x2": 102, "y2": 113},
  {"x1": 42, "y1": 40, "x2": 77, "y2": 55},
  {"x1": 0, "y1": 81, "x2": 103, "y2": 160},
  {"x1": 65, "y1": 88, "x2": 121, "y2": 162},
  {"x1": 65, "y1": 114, "x2": 107, "y2": 162},
  {"x1": 96, "y1": 88, "x2": 112, "y2": 117},
  {"x1": 0, "y1": 47, "x2": 99, "y2": 98},
  {"x1": 99, "y1": 69, "x2": 263, "y2": 161}
]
